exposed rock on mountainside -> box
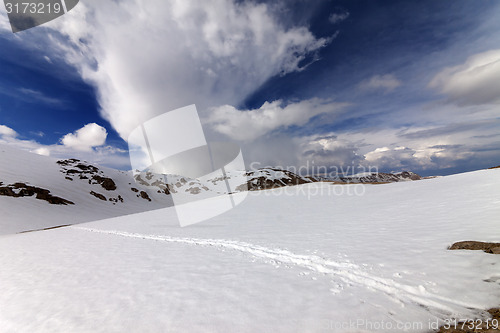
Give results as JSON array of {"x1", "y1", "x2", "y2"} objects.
[
  {"x1": 335, "y1": 171, "x2": 422, "y2": 184},
  {"x1": 0, "y1": 142, "x2": 425, "y2": 234},
  {"x1": 139, "y1": 190, "x2": 151, "y2": 201},
  {"x1": 90, "y1": 191, "x2": 107, "y2": 201},
  {"x1": 58, "y1": 159, "x2": 130, "y2": 204},
  {"x1": 0, "y1": 181, "x2": 74, "y2": 205},
  {"x1": 132, "y1": 168, "x2": 423, "y2": 194},
  {"x1": 237, "y1": 168, "x2": 315, "y2": 191},
  {"x1": 133, "y1": 171, "x2": 221, "y2": 196},
  {"x1": 91, "y1": 175, "x2": 117, "y2": 191},
  {"x1": 133, "y1": 172, "x2": 171, "y2": 195},
  {"x1": 58, "y1": 159, "x2": 117, "y2": 191},
  {"x1": 4, "y1": 154, "x2": 424, "y2": 208}
]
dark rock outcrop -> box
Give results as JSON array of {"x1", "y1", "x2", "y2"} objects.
[
  {"x1": 0, "y1": 182, "x2": 74, "y2": 205},
  {"x1": 91, "y1": 175, "x2": 117, "y2": 191},
  {"x1": 337, "y1": 171, "x2": 422, "y2": 184},
  {"x1": 139, "y1": 191, "x2": 151, "y2": 201},
  {"x1": 90, "y1": 191, "x2": 107, "y2": 201},
  {"x1": 238, "y1": 168, "x2": 314, "y2": 191},
  {"x1": 449, "y1": 241, "x2": 500, "y2": 254},
  {"x1": 58, "y1": 159, "x2": 117, "y2": 191}
]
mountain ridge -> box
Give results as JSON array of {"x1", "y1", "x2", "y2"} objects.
[{"x1": 0, "y1": 144, "x2": 423, "y2": 234}]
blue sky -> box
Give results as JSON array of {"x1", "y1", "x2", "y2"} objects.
[{"x1": 0, "y1": 0, "x2": 499, "y2": 176}]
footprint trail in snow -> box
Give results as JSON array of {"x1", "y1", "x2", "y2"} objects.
[{"x1": 75, "y1": 227, "x2": 484, "y2": 319}]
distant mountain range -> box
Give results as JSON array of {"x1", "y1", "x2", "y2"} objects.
[{"x1": 0, "y1": 143, "x2": 423, "y2": 234}]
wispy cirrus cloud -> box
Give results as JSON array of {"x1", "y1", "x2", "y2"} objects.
[
  {"x1": 429, "y1": 49, "x2": 500, "y2": 105},
  {"x1": 358, "y1": 74, "x2": 402, "y2": 93},
  {"x1": 18, "y1": 88, "x2": 65, "y2": 106},
  {"x1": 0, "y1": 85, "x2": 64, "y2": 107},
  {"x1": 398, "y1": 119, "x2": 500, "y2": 140},
  {"x1": 328, "y1": 8, "x2": 350, "y2": 24}
]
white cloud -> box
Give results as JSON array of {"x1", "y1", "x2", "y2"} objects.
[
  {"x1": 0, "y1": 125, "x2": 17, "y2": 137},
  {"x1": 298, "y1": 134, "x2": 363, "y2": 168},
  {"x1": 34, "y1": 147, "x2": 51, "y2": 156},
  {"x1": 0, "y1": 11, "x2": 10, "y2": 32},
  {"x1": 277, "y1": 117, "x2": 500, "y2": 174},
  {"x1": 18, "y1": 88, "x2": 63, "y2": 106},
  {"x1": 0, "y1": 133, "x2": 130, "y2": 170},
  {"x1": 61, "y1": 123, "x2": 107, "y2": 151},
  {"x1": 358, "y1": 74, "x2": 402, "y2": 93},
  {"x1": 30, "y1": 131, "x2": 45, "y2": 138},
  {"x1": 41, "y1": 0, "x2": 331, "y2": 140},
  {"x1": 205, "y1": 98, "x2": 348, "y2": 141},
  {"x1": 5, "y1": 1, "x2": 495, "y2": 175},
  {"x1": 206, "y1": 119, "x2": 500, "y2": 174},
  {"x1": 429, "y1": 49, "x2": 500, "y2": 105},
  {"x1": 329, "y1": 10, "x2": 349, "y2": 24},
  {"x1": 363, "y1": 144, "x2": 479, "y2": 171},
  {"x1": 364, "y1": 146, "x2": 420, "y2": 169}
]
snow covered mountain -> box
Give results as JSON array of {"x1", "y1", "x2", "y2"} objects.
[
  {"x1": 0, "y1": 144, "x2": 171, "y2": 234},
  {"x1": 0, "y1": 143, "x2": 499, "y2": 332},
  {"x1": 0, "y1": 144, "x2": 424, "y2": 234},
  {"x1": 333, "y1": 171, "x2": 422, "y2": 183}
]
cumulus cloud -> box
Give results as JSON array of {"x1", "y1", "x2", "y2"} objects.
[
  {"x1": 358, "y1": 119, "x2": 500, "y2": 172},
  {"x1": 0, "y1": 125, "x2": 18, "y2": 137},
  {"x1": 364, "y1": 146, "x2": 421, "y2": 169},
  {"x1": 429, "y1": 49, "x2": 500, "y2": 105},
  {"x1": 363, "y1": 144, "x2": 481, "y2": 171},
  {"x1": 61, "y1": 123, "x2": 107, "y2": 151},
  {"x1": 229, "y1": 120, "x2": 500, "y2": 175},
  {"x1": 299, "y1": 134, "x2": 364, "y2": 169},
  {"x1": 0, "y1": 126, "x2": 129, "y2": 169},
  {"x1": 40, "y1": 0, "x2": 331, "y2": 140},
  {"x1": 288, "y1": 116, "x2": 500, "y2": 174},
  {"x1": 205, "y1": 98, "x2": 348, "y2": 141},
  {"x1": 358, "y1": 74, "x2": 402, "y2": 93}
]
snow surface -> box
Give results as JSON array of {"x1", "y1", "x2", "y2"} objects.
[
  {"x1": 0, "y1": 144, "x2": 174, "y2": 234},
  {"x1": 0, "y1": 148, "x2": 499, "y2": 331}
]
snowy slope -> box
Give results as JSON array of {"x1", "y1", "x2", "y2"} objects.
[
  {"x1": 0, "y1": 144, "x2": 173, "y2": 234},
  {"x1": 0, "y1": 145, "x2": 316, "y2": 234},
  {"x1": 0, "y1": 166, "x2": 499, "y2": 332},
  {"x1": 1, "y1": 143, "x2": 425, "y2": 235}
]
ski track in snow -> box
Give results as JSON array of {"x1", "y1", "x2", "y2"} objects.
[{"x1": 75, "y1": 227, "x2": 484, "y2": 319}]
